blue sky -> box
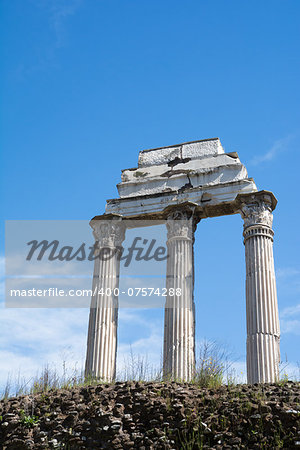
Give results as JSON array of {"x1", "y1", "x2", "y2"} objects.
[{"x1": 0, "y1": 0, "x2": 300, "y2": 391}]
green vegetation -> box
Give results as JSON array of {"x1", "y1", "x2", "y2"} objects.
[
  {"x1": 1, "y1": 341, "x2": 299, "y2": 400},
  {"x1": 193, "y1": 340, "x2": 231, "y2": 388},
  {"x1": 19, "y1": 409, "x2": 39, "y2": 428}
]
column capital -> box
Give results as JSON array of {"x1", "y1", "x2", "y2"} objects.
[
  {"x1": 237, "y1": 191, "x2": 277, "y2": 229},
  {"x1": 90, "y1": 214, "x2": 125, "y2": 247},
  {"x1": 165, "y1": 203, "x2": 200, "y2": 240}
]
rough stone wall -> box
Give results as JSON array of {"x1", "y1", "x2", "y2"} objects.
[{"x1": 0, "y1": 381, "x2": 299, "y2": 449}]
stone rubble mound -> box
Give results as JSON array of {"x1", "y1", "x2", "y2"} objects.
[{"x1": 0, "y1": 381, "x2": 299, "y2": 449}]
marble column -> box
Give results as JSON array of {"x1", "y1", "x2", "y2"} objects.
[
  {"x1": 239, "y1": 192, "x2": 280, "y2": 384},
  {"x1": 85, "y1": 216, "x2": 125, "y2": 382},
  {"x1": 163, "y1": 207, "x2": 199, "y2": 381}
]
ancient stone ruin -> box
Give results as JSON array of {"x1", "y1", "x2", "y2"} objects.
[{"x1": 85, "y1": 138, "x2": 280, "y2": 384}]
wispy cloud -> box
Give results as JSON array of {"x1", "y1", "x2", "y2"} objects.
[
  {"x1": 277, "y1": 267, "x2": 300, "y2": 279},
  {"x1": 13, "y1": 0, "x2": 82, "y2": 78},
  {"x1": 0, "y1": 249, "x2": 163, "y2": 391},
  {"x1": 277, "y1": 265, "x2": 300, "y2": 335},
  {"x1": 280, "y1": 320, "x2": 300, "y2": 335},
  {"x1": 280, "y1": 304, "x2": 300, "y2": 319},
  {"x1": 250, "y1": 135, "x2": 295, "y2": 165},
  {"x1": 34, "y1": 0, "x2": 82, "y2": 48},
  {"x1": 280, "y1": 299, "x2": 300, "y2": 334},
  {"x1": 276, "y1": 262, "x2": 300, "y2": 336},
  {"x1": 0, "y1": 305, "x2": 89, "y2": 393}
]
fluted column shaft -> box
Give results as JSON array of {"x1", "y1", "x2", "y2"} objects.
[
  {"x1": 85, "y1": 217, "x2": 125, "y2": 382},
  {"x1": 163, "y1": 208, "x2": 199, "y2": 381},
  {"x1": 240, "y1": 193, "x2": 280, "y2": 384}
]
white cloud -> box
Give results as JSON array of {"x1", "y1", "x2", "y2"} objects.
[
  {"x1": 280, "y1": 304, "x2": 300, "y2": 319},
  {"x1": 0, "y1": 302, "x2": 164, "y2": 394},
  {"x1": 277, "y1": 266, "x2": 300, "y2": 330},
  {"x1": 34, "y1": 0, "x2": 82, "y2": 48},
  {"x1": 0, "y1": 350, "x2": 42, "y2": 395},
  {"x1": 0, "y1": 305, "x2": 89, "y2": 395},
  {"x1": 277, "y1": 267, "x2": 300, "y2": 279},
  {"x1": 12, "y1": 0, "x2": 82, "y2": 78},
  {"x1": 250, "y1": 135, "x2": 294, "y2": 165},
  {"x1": 280, "y1": 319, "x2": 300, "y2": 335}
]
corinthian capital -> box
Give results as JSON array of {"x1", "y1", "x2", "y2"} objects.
[
  {"x1": 166, "y1": 206, "x2": 199, "y2": 240},
  {"x1": 90, "y1": 216, "x2": 125, "y2": 247},
  {"x1": 241, "y1": 203, "x2": 273, "y2": 229},
  {"x1": 237, "y1": 191, "x2": 277, "y2": 229}
]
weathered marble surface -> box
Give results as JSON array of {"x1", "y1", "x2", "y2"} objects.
[
  {"x1": 105, "y1": 138, "x2": 257, "y2": 218},
  {"x1": 119, "y1": 154, "x2": 248, "y2": 198},
  {"x1": 238, "y1": 191, "x2": 280, "y2": 383},
  {"x1": 138, "y1": 138, "x2": 224, "y2": 167},
  {"x1": 85, "y1": 218, "x2": 125, "y2": 382},
  {"x1": 163, "y1": 207, "x2": 199, "y2": 381}
]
